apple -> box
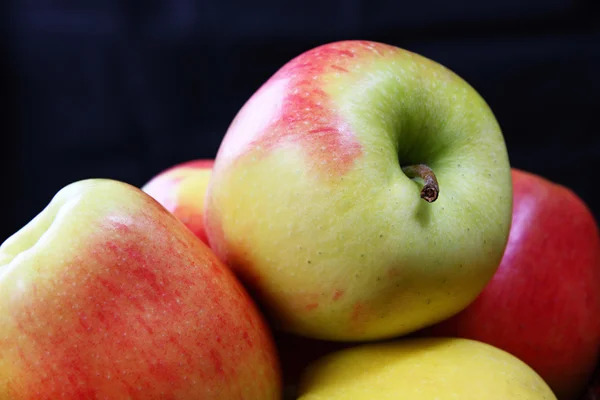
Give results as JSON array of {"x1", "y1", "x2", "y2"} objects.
[
  {"x1": 0, "y1": 179, "x2": 281, "y2": 399},
  {"x1": 142, "y1": 159, "x2": 214, "y2": 245},
  {"x1": 296, "y1": 337, "x2": 557, "y2": 399},
  {"x1": 204, "y1": 40, "x2": 513, "y2": 341},
  {"x1": 419, "y1": 168, "x2": 600, "y2": 399}
]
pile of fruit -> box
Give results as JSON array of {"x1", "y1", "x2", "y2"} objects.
[{"x1": 1, "y1": 40, "x2": 599, "y2": 400}]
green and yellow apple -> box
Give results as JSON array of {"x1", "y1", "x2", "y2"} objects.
[
  {"x1": 0, "y1": 179, "x2": 281, "y2": 399},
  {"x1": 142, "y1": 159, "x2": 214, "y2": 245},
  {"x1": 205, "y1": 40, "x2": 513, "y2": 341},
  {"x1": 296, "y1": 337, "x2": 557, "y2": 399}
]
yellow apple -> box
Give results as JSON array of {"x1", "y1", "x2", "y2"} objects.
[
  {"x1": 296, "y1": 337, "x2": 557, "y2": 399},
  {"x1": 142, "y1": 159, "x2": 214, "y2": 245},
  {"x1": 0, "y1": 179, "x2": 281, "y2": 399}
]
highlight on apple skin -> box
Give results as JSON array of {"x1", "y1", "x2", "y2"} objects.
[
  {"x1": 420, "y1": 168, "x2": 600, "y2": 400},
  {"x1": 142, "y1": 159, "x2": 214, "y2": 245},
  {"x1": 0, "y1": 178, "x2": 282, "y2": 400},
  {"x1": 204, "y1": 39, "x2": 513, "y2": 342}
]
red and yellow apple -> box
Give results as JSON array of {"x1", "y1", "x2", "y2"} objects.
[
  {"x1": 205, "y1": 40, "x2": 512, "y2": 341},
  {"x1": 142, "y1": 159, "x2": 214, "y2": 245},
  {"x1": 421, "y1": 169, "x2": 600, "y2": 399},
  {"x1": 0, "y1": 178, "x2": 281, "y2": 399}
]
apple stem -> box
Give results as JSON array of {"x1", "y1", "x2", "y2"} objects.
[{"x1": 401, "y1": 164, "x2": 439, "y2": 203}]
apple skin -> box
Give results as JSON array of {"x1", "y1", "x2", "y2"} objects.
[
  {"x1": 420, "y1": 169, "x2": 600, "y2": 400},
  {"x1": 204, "y1": 40, "x2": 513, "y2": 341},
  {"x1": 0, "y1": 179, "x2": 281, "y2": 399},
  {"x1": 142, "y1": 159, "x2": 214, "y2": 245},
  {"x1": 296, "y1": 337, "x2": 557, "y2": 399}
]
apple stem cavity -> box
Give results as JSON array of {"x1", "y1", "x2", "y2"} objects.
[{"x1": 401, "y1": 164, "x2": 439, "y2": 203}]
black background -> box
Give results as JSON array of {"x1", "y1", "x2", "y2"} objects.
[{"x1": 1, "y1": 0, "x2": 599, "y2": 242}]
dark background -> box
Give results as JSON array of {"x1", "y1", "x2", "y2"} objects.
[{"x1": 1, "y1": 0, "x2": 599, "y2": 242}]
